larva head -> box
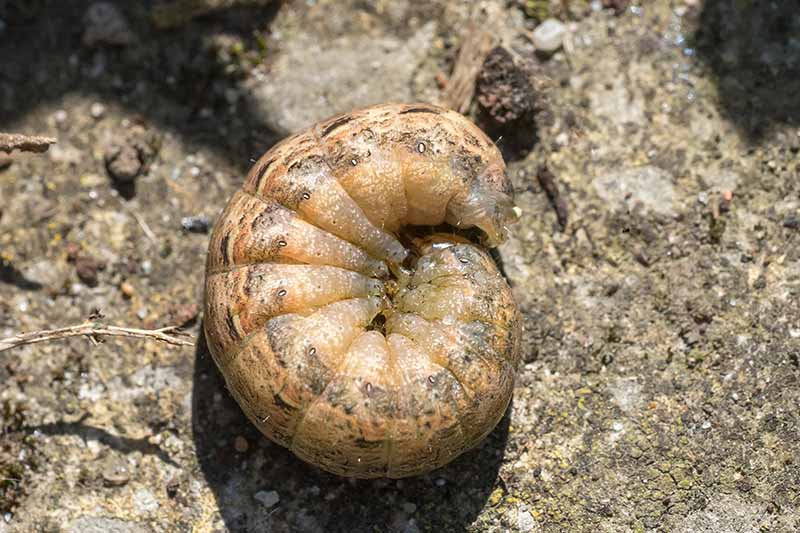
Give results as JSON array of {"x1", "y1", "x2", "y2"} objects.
[{"x1": 447, "y1": 162, "x2": 521, "y2": 247}]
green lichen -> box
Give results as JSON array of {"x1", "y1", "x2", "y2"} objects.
[{"x1": 523, "y1": 0, "x2": 550, "y2": 22}]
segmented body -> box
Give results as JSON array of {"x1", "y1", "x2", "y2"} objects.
[{"x1": 204, "y1": 103, "x2": 521, "y2": 478}]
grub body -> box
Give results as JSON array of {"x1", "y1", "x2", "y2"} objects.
[{"x1": 204, "y1": 103, "x2": 521, "y2": 478}]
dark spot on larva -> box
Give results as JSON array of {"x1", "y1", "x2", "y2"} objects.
[
  {"x1": 464, "y1": 132, "x2": 482, "y2": 148},
  {"x1": 224, "y1": 309, "x2": 240, "y2": 341},
  {"x1": 250, "y1": 201, "x2": 286, "y2": 231},
  {"x1": 253, "y1": 158, "x2": 276, "y2": 191},
  {"x1": 353, "y1": 437, "x2": 382, "y2": 449},
  {"x1": 219, "y1": 233, "x2": 231, "y2": 265},
  {"x1": 399, "y1": 106, "x2": 442, "y2": 115},
  {"x1": 321, "y1": 114, "x2": 354, "y2": 137},
  {"x1": 273, "y1": 393, "x2": 294, "y2": 412}
]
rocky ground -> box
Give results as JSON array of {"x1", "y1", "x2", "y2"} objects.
[{"x1": 1, "y1": 0, "x2": 799, "y2": 531}]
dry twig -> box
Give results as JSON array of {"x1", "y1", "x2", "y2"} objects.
[
  {"x1": 0, "y1": 322, "x2": 193, "y2": 353},
  {"x1": 441, "y1": 23, "x2": 495, "y2": 113},
  {"x1": 0, "y1": 133, "x2": 56, "y2": 154},
  {"x1": 537, "y1": 165, "x2": 569, "y2": 230}
]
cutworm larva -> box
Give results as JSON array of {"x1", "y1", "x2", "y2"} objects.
[{"x1": 204, "y1": 103, "x2": 521, "y2": 478}]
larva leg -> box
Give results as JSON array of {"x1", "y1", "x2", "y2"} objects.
[{"x1": 394, "y1": 244, "x2": 517, "y2": 329}]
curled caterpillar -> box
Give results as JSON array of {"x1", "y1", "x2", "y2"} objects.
[{"x1": 204, "y1": 103, "x2": 522, "y2": 478}]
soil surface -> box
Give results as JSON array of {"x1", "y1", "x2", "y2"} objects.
[{"x1": 1, "y1": 1, "x2": 799, "y2": 532}]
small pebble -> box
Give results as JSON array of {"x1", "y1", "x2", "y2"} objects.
[
  {"x1": 254, "y1": 490, "x2": 280, "y2": 508},
  {"x1": 54, "y1": 109, "x2": 68, "y2": 124},
  {"x1": 136, "y1": 307, "x2": 148, "y2": 320},
  {"x1": 133, "y1": 488, "x2": 159, "y2": 514},
  {"x1": 90, "y1": 102, "x2": 106, "y2": 119},
  {"x1": 783, "y1": 214, "x2": 800, "y2": 230},
  {"x1": 403, "y1": 518, "x2": 421, "y2": 533},
  {"x1": 83, "y1": 2, "x2": 135, "y2": 47},
  {"x1": 181, "y1": 214, "x2": 211, "y2": 234},
  {"x1": 233, "y1": 436, "x2": 249, "y2": 453},
  {"x1": 531, "y1": 18, "x2": 567, "y2": 54},
  {"x1": 435, "y1": 478, "x2": 446, "y2": 487},
  {"x1": 517, "y1": 507, "x2": 536, "y2": 532},
  {"x1": 101, "y1": 457, "x2": 131, "y2": 487},
  {"x1": 75, "y1": 256, "x2": 105, "y2": 287},
  {"x1": 402, "y1": 502, "x2": 417, "y2": 514},
  {"x1": 120, "y1": 281, "x2": 135, "y2": 298}
]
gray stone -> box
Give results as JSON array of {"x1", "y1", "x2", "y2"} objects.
[
  {"x1": 254, "y1": 490, "x2": 280, "y2": 508},
  {"x1": 82, "y1": 3, "x2": 134, "y2": 47},
  {"x1": 22, "y1": 260, "x2": 68, "y2": 289},
  {"x1": 593, "y1": 166, "x2": 679, "y2": 216},
  {"x1": 517, "y1": 507, "x2": 538, "y2": 532},
  {"x1": 675, "y1": 494, "x2": 769, "y2": 532},
  {"x1": 531, "y1": 19, "x2": 567, "y2": 54},
  {"x1": 133, "y1": 488, "x2": 159, "y2": 514},
  {"x1": 67, "y1": 517, "x2": 148, "y2": 533},
  {"x1": 247, "y1": 23, "x2": 435, "y2": 134}
]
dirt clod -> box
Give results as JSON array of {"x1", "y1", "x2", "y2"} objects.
[
  {"x1": 74, "y1": 256, "x2": 106, "y2": 287},
  {"x1": 103, "y1": 125, "x2": 159, "y2": 197},
  {"x1": 477, "y1": 46, "x2": 535, "y2": 126}
]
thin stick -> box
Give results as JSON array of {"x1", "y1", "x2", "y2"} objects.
[
  {"x1": 0, "y1": 322, "x2": 193, "y2": 353},
  {"x1": 441, "y1": 24, "x2": 495, "y2": 113},
  {"x1": 122, "y1": 203, "x2": 159, "y2": 245},
  {"x1": 0, "y1": 133, "x2": 56, "y2": 154}
]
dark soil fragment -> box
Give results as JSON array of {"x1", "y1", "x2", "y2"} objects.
[
  {"x1": 537, "y1": 165, "x2": 569, "y2": 230},
  {"x1": 476, "y1": 46, "x2": 538, "y2": 160},
  {"x1": 104, "y1": 125, "x2": 160, "y2": 199},
  {"x1": 74, "y1": 256, "x2": 106, "y2": 287},
  {"x1": 477, "y1": 46, "x2": 535, "y2": 125}
]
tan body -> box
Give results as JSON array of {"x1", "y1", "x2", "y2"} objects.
[{"x1": 204, "y1": 103, "x2": 521, "y2": 478}]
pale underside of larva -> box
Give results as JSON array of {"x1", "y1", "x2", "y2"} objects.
[{"x1": 204, "y1": 103, "x2": 522, "y2": 478}]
